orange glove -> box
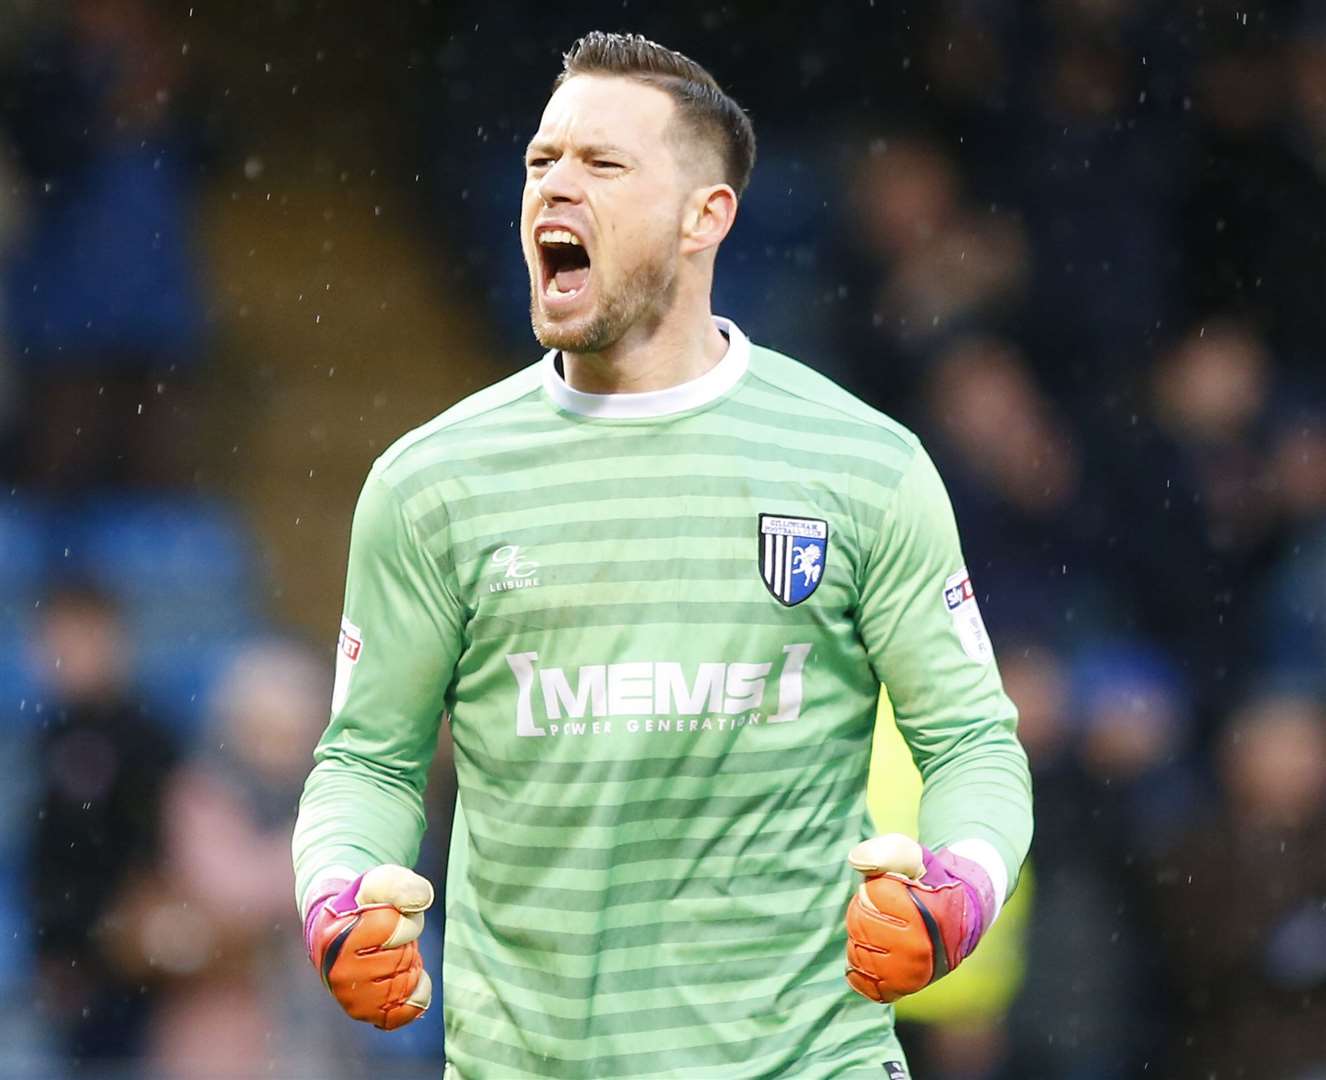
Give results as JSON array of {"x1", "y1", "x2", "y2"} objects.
[
  {"x1": 844, "y1": 834, "x2": 996, "y2": 1004},
  {"x1": 304, "y1": 864, "x2": 435, "y2": 1030}
]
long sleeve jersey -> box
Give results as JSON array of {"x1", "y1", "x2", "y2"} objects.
[{"x1": 293, "y1": 318, "x2": 1033, "y2": 1078}]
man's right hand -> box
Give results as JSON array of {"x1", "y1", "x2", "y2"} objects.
[{"x1": 304, "y1": 864, "x2": 435, "y2": 1030}]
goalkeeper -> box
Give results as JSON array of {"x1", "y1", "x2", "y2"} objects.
[{"x1": 294, "y1": 30, "x2": 1032, "y2": 1079}]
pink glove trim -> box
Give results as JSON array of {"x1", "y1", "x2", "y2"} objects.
[
  {"x1": 303, "y1": 874, "x2": 361, "y2": 956},
  {"x1": 920, "y1": 845, "x2": 996, "y2": 962}
]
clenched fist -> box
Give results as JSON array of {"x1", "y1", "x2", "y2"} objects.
[
  {"x1": 304, "y1": 864, "x2": 435, "y2": 1030},
  {"x1": 844, "y1": 834, "x2": 996, "y2": 1004}
]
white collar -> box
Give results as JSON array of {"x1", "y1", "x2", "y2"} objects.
[{"x1": 541, "y1": 317, "x2": 750, "y2": 419}]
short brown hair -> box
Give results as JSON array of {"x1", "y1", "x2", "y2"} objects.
[{"x1": 556, "y1": 31, "x2": 757, "y2": 198}]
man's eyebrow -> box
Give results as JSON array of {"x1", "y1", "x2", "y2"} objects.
[
  {"x1": 578, "y1": 143, "x2": 632, "y2": 159},
  {"x1": 524, "y1": 138, "x2": 635, "y2": 160}
]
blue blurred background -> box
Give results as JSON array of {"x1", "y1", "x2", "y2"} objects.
[{"x1": 0, "y1": 1, "x2": 1324, "y2": 1077}]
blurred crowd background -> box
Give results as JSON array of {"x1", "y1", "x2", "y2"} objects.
[{"x1": 0, "y1": 0, "x2": 1322, "y2": 1077}]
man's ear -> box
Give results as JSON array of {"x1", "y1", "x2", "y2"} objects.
[{"x1": 680, "y1": 183, "x2": 738, "y2": 257}]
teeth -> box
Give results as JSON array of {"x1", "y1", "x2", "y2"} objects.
[{"x1": 538, "y1": 229, "x2": 581, "y2": 246}]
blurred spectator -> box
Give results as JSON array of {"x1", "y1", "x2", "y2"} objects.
[
  {"x1": 1016, "y1": 0, "x2": 1179, "y2": 397},
  {"x1": 28, "y1": 581, "x2": 178, "y2": 1062},
  {"x1": 1110, "y1": 319, "x2": 1289, "y2": 726},
  {"x1": 840, "y1": 136, "x2": 1029, "y2": 402},
  {"x1": 1179, "y1": 2, "x2": 1326, "y2": 366},
  {"x1": 1289, "y1": 7, "x2": 1326, "y2": 163},
  {"x1": 103, "y1": 640, "x2": 348, "y2": 1078},
  {"x1": 1156, "y1": 693, "x2": 1326, "y2": 1080},
  {"x1": 1071, "y1": 643, "x2": 1200, "y2": 855},
  {"x1": 1001, "y1": 641, "x2": 1173, "y2": 1079},
  {"x1": 910, "y1": 2, "x2": 1024, "y2": 199},
  {"x1": 1262, "y1": 518, "x2": 1326, "y2": 696},
  {"x1": 0, "y1": 0, "x2": 208, "y2": 492},
  {"x1": 1255, "y1": 398, "x2": 1326, "y2": 689},
  {"x1": 918, "y1": 336, "x2": 1117, "y2": 644},
  {"x1": 1269, "y1": 409, "x2": 1326, "y2": 530}
]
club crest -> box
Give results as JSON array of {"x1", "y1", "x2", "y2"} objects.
[{"x1": 758, "y1": 514, "x2": 828, "y2": 606}]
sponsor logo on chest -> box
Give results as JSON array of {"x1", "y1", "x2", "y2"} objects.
[
  {"x1": 504, "y1": 644, "x2": 812, "y2": 738},
  {"x1": 488, "y1": 544, "x2": 540, "y2": 592}
]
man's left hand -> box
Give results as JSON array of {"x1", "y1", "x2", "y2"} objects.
[{"x1": 844, "y1": 834, "x2": 996, "y2": 1003}]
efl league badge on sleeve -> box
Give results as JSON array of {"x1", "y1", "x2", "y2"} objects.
[
  {"x1": 759, "y1": 514, "x2": 828, "y2": 606},
  {"x1": 331, "y1": 615, "x2": 363, "y2": 716},
  {"x1": 943, "y1": 568, "x2": 993, "y2": 664}
]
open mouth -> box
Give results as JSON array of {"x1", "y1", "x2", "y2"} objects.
[{"x1": 537, "y1": 228, "x2": 592, "y2": 301}]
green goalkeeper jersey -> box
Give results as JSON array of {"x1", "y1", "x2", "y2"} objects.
[{"x1": 293, "y1": 319, "x2": 1033, "y2": 1079}]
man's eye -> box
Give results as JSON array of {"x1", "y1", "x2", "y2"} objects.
[
  {"x1": 591, "y1": 160, "x2": 623, "y2": 170},
  {"x1": 527, "y1": 157, "x2": 553, "y2": 169}
]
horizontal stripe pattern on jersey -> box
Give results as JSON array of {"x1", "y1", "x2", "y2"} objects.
[{"x1": 294, "y1": 325, "x2": 1029, "y2": 1079}]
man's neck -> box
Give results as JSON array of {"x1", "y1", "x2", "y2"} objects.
[{"x1": 561, "y1": 307, "x2": 729, "y2": 395}]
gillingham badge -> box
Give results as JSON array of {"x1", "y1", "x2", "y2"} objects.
[{"x1": 758, "y1": 513, "x2": 828, "y2": 606}]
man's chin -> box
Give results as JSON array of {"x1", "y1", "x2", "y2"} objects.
[{"x1": 532, "y1": 311, "x2": 612, "y2": 354}]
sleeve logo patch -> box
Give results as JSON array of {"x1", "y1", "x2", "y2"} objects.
[
  {"x1": 943, "y1": 568, "x2": 992, "y2": 665},
  {"x1": 338, "y1": 618, "x2": 363, "y2": 663},
  {"x1": 944, "y1": 575, "x2": 974, "y2": 611},
  {"x1": 331, "y1": 616, "x2": 363, "y2": 717}
]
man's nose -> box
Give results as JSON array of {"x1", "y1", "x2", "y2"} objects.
[{"x1": 537, "y1": 159, "x2": 583, "y2": 206}]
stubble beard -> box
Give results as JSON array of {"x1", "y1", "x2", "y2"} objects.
[{"x1": 530, "y1": 251, "x2": 677, "y2": 355}]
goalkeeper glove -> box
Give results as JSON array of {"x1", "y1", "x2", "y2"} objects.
[
  {"x1": 303, "y1": 864, "x2": 435, "y2": 1030},
  {"x1": 844, "y1": 834, "x2": 997, "y2": 1004}
]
